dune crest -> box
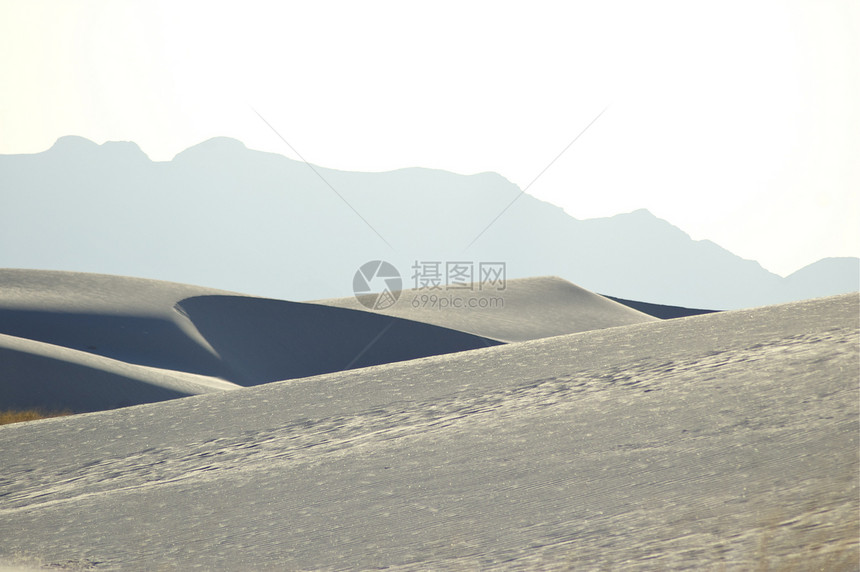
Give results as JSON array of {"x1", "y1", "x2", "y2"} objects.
[{"x1": 316, "y1": 275, "x2": 657, "y2": 342}]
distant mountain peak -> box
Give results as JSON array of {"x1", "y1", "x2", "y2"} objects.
[
  {"x1": 173, "y1": 137, "x2": 248, "y2": 161},
  {"x1": 603, "y1": 208, "x2": 658, "y2": 222},
  {"x1": 606, "y1": 208, "x2": 679, "y2": 231},
  {"x1": 3, "y1": 136, "x2": 856, "y2": 309},
  {"x1": 47, "y1": 136, "x2": 149, "y2": 161},
  {"x1": 49, "y1": 135, "x2": 99, "y2": 151},
  {"x1": 786, "y1": 257, "x2": 860, "y2": 290},
  {"x1": 629, "y1": 207, "x2": 654, "y2": 216}
]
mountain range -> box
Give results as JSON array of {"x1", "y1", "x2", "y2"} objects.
[{"x1": 1, "y1": 136, "x2": 856, "y2": 309}]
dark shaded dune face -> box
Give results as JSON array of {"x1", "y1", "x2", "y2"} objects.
[
  {"x1": 0, "y1": 308, "x2": 229, "y2": 379},
  {"x1": 175, "y1": 295, "x2": 503, "y2": 386},
  {"x1": 603, "y1": 295, "x2": 719, "y2": 319},
  {"x1": 0, "y1": 343, "x2": 190, "y2": 412}
]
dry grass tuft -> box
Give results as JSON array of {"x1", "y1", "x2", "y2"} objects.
[{"x1": 0, "y1": 409, "x2": 74, "y2": 426}]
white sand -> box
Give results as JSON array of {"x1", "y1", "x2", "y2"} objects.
[
  {"x1": 0, "y1": 293, "x2": 856, "y2": 570},
  {"x1": 1, "y1": 270, "x2": 657, "y2": 414},
  {"x1": 0, "y1": 333, "x2": 240, "y2": 413},
  {"x1": 315, "y1": 275, "x2": 658, "y2": 342}
]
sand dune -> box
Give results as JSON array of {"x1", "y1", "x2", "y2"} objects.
[
  {"x1": 0, "y1": 270, "x2": 242, "y2": 412},
  {"x1": 0, "y1": 269, "x2": 236, "y2": 376},
  {"x1": 0, "y1": 270, "x2": 500, "y2": 388},
  {"x1": 0, "y1": 333, "x2": 239, "y2": 413},
  {"x1": 316, "y1": 275, "x2": 658, "y2": 342},
  {"x1": 0, "y1": 293, "x2": 856, "y2": 570},
  {"x1": 2, "y1": 271, "x2": 658, "y2": 414},
  {"x1": 0, "y1": 270, "x2": 503, "y2": 411},
  {"x1": 175, "y1": 294, "x2": 500, "y2": 385},
  {"x1": 0, "y1": 269, "x2": 501, "y2": 387}
]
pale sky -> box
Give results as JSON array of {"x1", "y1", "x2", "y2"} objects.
[{"x1": 1, "y1": 1, "x2": 858, "y2": 276}]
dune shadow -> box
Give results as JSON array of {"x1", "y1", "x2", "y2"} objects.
[
  {"x1": 603, "y1": 296, "x2": 719, "y2": 319},
  {"x1": 176, "y1": 295, "x2": 503, "y2": 386},
  {"x1": 0, "y1": 309, "x2": 230, "y2": 378},
  {"x1": 0, "y1": 342, "x2": 192, "y2": 413}
]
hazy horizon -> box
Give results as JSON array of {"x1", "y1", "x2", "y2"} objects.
[
  {"x1": 2, "y1": 134, "x2": 857, "y2": 310},
  {"x1": 2, "y1": 2, "x2": 858, "y2": 276}
]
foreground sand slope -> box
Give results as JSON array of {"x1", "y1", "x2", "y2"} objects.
[
  {"x1": 0, "y1": 293, "x2": 856, "y2": 570},
  {"x1": 315, "y1": 275, "x2": 658, "y2": 342}
]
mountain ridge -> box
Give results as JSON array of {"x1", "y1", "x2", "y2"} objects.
[{"x1": 0, "y1": 136, "x2": 856, "y2": 309}]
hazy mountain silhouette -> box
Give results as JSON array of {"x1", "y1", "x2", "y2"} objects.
[{"x1": 1, "y1": 136, "x2": 856, "y2": 309}]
